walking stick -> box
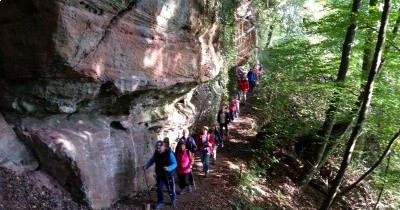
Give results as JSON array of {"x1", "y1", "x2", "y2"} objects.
[
  {"x1": 190, "y1": 170, "x2": 197, "y2": 191},
  {"x1": 143, "y1": 168, "x2": 151, "y2": 210}
]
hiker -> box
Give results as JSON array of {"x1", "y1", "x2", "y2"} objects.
[
  {"x1": 236, "y1": 65, "x2": 249, "y2": 101},
  {"x1": 232, "y1": 97, "x2": 240, "y2": 118},
  {"x1": 210, "y1": 123, "x2": 223, "y2": 164},
  {"x1": 238, "y1": 77, "x2": 249, "y2": 101},
  {"x1": 255, "y1": 62, "x2": 263, "y2": 81},
  {"x1": 236, "y1": 66, "x2": 247, "y2": 81},
  {"x1": 144, "y1": 141, "x2": 177, "y2": 209},
  {"x1": 217, "y1": 107, "x2": 230, "y2": 136},
  {"x1": 178, "y1": 128, "x2": 197, "y2": 154},
  {"x1": 177, "y1": 128, "x2": 197, "y2": 189},
  {"x1": 229, "y1": 101, "x2": 236, "y2": 122},
  {"x1": 175, "y1": 142, "x2": 194, "y2": 194},
  {"x1": 247, "y1": 68, "x2": 257, "y2": 92},
  {"x1": 197, "y1": 126, "x2": 214, "y2": 177},
  {"x1": 163, "y1": 137, "x2": 172, "y2": 151}
]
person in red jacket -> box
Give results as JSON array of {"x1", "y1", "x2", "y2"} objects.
[
  {"x1": 197, "y1": 126, "x2": 214, "y2": 177},
  {"x1": 175, "y1": 142, "x2": 194, "y2": 194}
]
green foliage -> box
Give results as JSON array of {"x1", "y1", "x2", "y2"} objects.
[
  {"x1": 230, "y1": 161, "x2": 267, "y2": 209},
  {"x1": 250, "y1": 0, "x2": 400, "y2": 206},
  {"x1": 107, "y1": 0, "x2": 124, "y2": 9}
]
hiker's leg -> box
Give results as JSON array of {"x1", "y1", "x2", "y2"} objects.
[
  {"x1": 156, "y1": 178, "x2": 164, "y2": 204},
  {"x1": 219, "y1": 123, "x2": 224, "y2": 135},
  {"x1": 204, "y1": 153, "x2": 210, "y2": 176},
  {"x1": 177, "y1": 173, "x2": 185, "y2": 189},
  {"x1": 212, "y1": 145, "x2": 217, "y2": 161},
  {"x1": 168, "y1": 175, "x2": 176, "y2": 202},
  {"x1": 201, "y1": 152, "x2": 206, "y2": 172}
]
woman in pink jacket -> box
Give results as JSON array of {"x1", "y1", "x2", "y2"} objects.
[{"x1": 175, "y1": 142, "x2": 194, "y2": 194}]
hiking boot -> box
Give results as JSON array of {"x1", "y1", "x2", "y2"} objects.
[
  {"x1": 177, "y1": 188, "x2": 185, "y2": 195},
  {"x1": 154, "y1": 203, "x2": 164, "y2": 209}
]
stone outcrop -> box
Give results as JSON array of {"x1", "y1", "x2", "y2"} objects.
[
  {"x1": 0, "y1": 113, "x2": 38, "y2": 172},
  {"x1": 0, "y1": 0, "x2": 224, "y2": 209}
]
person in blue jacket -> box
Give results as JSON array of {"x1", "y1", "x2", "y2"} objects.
[{"x1": 144, "y1": 141, "x2": 177, "y2": 209}]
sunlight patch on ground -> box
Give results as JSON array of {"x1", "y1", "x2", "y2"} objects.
[
  {"x1": 225, "y1": 160, "x2": 240, "y2": 170},
  {"x1": 228, "y1": 138, "x2": 247, "y2": 144}
]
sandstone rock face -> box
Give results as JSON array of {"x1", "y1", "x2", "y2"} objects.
[
  {"x1": 0, "y1": 0, "x2": 224, "y2": 209},
  {"x1": 0, "y1": 114, "x2": 38, "y2": 172}
]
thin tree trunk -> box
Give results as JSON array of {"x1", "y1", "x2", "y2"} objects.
[
  {"x1": 373, "y1": 153, "x2": 391, "y2": 210},
  {"x1": 266, "y1": 24, "x2": 274, "y2": 49},
  {"x1": 319, "y1": 0, "x2": 400, "y2": 179},
  {"x1": 320, "y1": 4, "x2": 400, "y2": 173},
  {"x1": 298, "y1": 0, "x2": 362, "y2": 187},
  {"x1": 377, "y1": 7, "x2": 400, "y2": 74},
  {"x1": 338, "y1": 129, "x2": 400, "y2": 196},
  {"x1": 320, "y1": 0, "x2": 392, "y2": 209}
]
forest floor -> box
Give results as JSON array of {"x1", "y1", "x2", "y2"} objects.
[{"x1": 0, "y1": 96, "x2": 370, "y2": 209}]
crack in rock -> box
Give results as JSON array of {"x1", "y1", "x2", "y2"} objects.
[{"x1": 73, "y1": 0, "x2": 140, "y2": 69}]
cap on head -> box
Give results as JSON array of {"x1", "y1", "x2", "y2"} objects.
[{"x1": 203, "y1": 126, "x2": 209, "y2": 131}]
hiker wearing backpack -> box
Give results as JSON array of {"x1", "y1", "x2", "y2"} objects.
[
  {"x1": 177, "y1": 128, "x2": 197, "y2": 188},
  {"x1": 210, "y1": 123, "x2": 223, "y2": 164},
  {"x1": 237, "y1": 66, "x2": 248, "y2": 101},
  {"x1": 229, "y1": 101, "x2": 236, "y2": 122},
  {"x1": 247, "y1": 68, "x2": 257, "y2": 92},
  {"x1": 175, "y1": 142, "x2": 194, "y2": 194},
  {"x1": 144, "y1": 141, "x2": 177, "y2": 209},
  {"x1": 178, "y1": 128, "x2": 197, "y2": 154},
  {"x1": 217, "y1": 107, "x2": 230, "y2": 136},
  {"x1": 196, "y1": 126, "x2": 214, "y2": 177}
]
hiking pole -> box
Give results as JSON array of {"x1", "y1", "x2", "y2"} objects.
[{"x1": 143, "y1": 168, "x2": 151, "y2": 210}]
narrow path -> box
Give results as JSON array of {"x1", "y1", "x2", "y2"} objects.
[{"x1": 116, "y1": 102, "x2": 259, "y2": 209}]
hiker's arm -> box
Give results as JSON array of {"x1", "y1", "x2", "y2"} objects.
[
  {"x1": 166, "y1": 152, "x2": 177, "y2": 172},
  {"x1": 189, "y1": 151, "x2": 194, "y2": 167},
  {"x1": 191, "y1": 137, "x2": 197, "y2": 153},
  {"x1": 144, "y1": 156, "x2": 155, "y2": 169}
]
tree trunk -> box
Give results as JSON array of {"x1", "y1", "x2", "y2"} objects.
[
  {"x1": 298, "y1": 0, "x2": 362, "y2": 187},
  {"x1": 377, "y1": 7, "x2": 400, "y2": 74},
  {"x1": 266, "y1": 24, "x2": 274, "y2": 49},
  {"x1": 338, "y1": 129, "x2": 400, "y2": 197},
  {"x1": 320, "y1": 0, "x2": 392, "y2": 209}
]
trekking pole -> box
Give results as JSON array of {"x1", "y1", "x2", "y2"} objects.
[
  {"x1": 190, "y1": 170, "x2": 197, "y2": 191},
  {"x1": 164, "y1": 172, "x2": 176, "y2": 209},
  {"x1": 143, "y1": 168, "x2": 151, "y2": 210}
]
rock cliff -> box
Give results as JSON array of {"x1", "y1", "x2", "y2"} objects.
[{"x1": 0, "y1": 0, "x2": 223, "y2": 208}]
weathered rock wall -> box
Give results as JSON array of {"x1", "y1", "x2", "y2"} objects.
[{"x1": 0, "y1": 0, "x2": 223, "y2": 209}]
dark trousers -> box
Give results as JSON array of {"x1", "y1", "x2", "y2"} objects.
[
  {"x1": 156, "y1": 175, "x2": 176, "y2": 204},
  {"x1": 219, "y1": 123, "x2": 228, "y2": 135},
  {"x1": 177, "y1": 173, "x2": 190, "y2": 189}
]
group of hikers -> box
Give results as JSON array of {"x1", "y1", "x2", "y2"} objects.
[
  {"x1": 143, "y1": 62, "x2": 263, "y2": 209},
  {"x1": 143, "y1": 126, "x2": 225, "y2": 209},
  {"x1": 236, "y1": 62, "x2": 262, "y2": 101}
]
